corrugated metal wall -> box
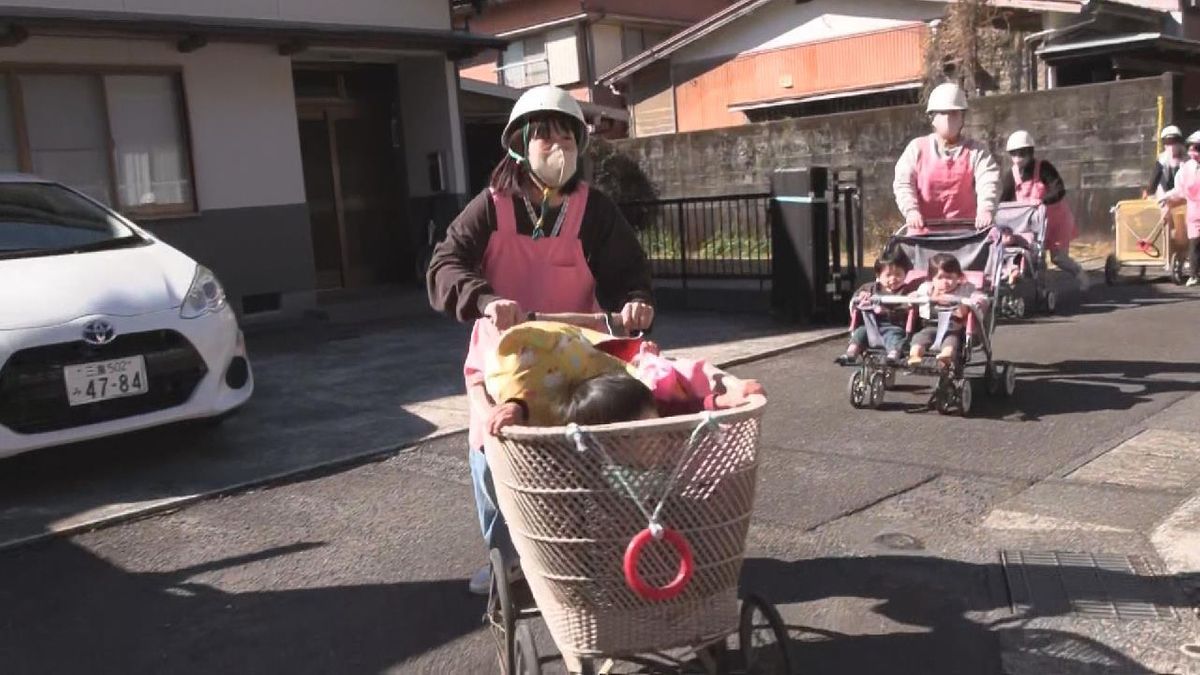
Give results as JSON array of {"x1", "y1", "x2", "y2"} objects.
[{"x1": 670, "y1": 23, "x2": 928, "y2": 134}]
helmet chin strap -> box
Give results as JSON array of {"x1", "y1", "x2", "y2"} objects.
[{"x1": 509, "y1": 122, "x2": 558, "y2": 233}]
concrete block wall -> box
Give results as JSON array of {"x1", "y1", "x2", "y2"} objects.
[{"x1": 614, "y1": 75, "x2": 1173, "y2": 248}]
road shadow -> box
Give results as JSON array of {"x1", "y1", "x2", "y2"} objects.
[
  {"x1": 0, "y1": 538, "x2": 483, "y2": 674},
  {"x1": 1070, "y1": 280, "x2": 1196, "y2": 318},
  {"x1": 741, "y1": 555, "x2": 1194, "y2": 675},
  {"x1": 972, "y1": 359, "x2": 1200, "y2": 422}
]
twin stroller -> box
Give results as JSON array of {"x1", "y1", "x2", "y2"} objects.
[{"x1": 842, "y1": 214, "x2": 1020, "y2": 416}]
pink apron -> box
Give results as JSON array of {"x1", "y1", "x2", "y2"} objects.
[
  {"x1": 1013, "y1": 160, "x2": 1078, "y2": 251},
  {"x1": 463, "y1": 183, "x2": 600, "y2": 449},
  {"x1": 916, "y1": 134, "x2": 978, "y2": 221},
  {"x1": 1175, "y1": 161, "x2": 1200, "y2": 239}
]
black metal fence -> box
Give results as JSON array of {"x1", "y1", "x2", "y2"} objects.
[{"x1": 619, "y1": 193, "x2": 772, "y2": 284}]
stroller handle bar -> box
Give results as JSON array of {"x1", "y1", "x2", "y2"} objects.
[
  {"x1": 527, "y1": 311, "x2": 641, "y2": 337},
  {"x1": 865, "y1": 294, "x2": 977, "y2": 307}
]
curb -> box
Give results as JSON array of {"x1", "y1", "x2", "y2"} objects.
[{"x1": 2, "y1": 326, "x2": 845, "y2": 552}]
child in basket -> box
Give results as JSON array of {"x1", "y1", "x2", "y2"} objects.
[
  {"x1": 483, "y1": 322, "x2": 762, "y2": 434},
  {"x1": 835, "y1": 253, "x2": 913, "y2": 366},
  {"x1": 907, "y1": 253, "x2": 985, "y2": 369}
]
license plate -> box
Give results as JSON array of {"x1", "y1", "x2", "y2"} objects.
[{"x1": 64, "y1": 356, "x2": 149, "y2": 407}]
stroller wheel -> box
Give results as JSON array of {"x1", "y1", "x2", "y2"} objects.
[
  {"x1": 934, "y1": 382, "x2": 956, "y2": 415},
  {"x1": 1012, "y1": 295, "x2": 1027, "y2": 319},
  {"x1": 487, "y1": 548, "x2": 517, "y2": 674},
  {"x1": 985, "y1": 365, "x2": 1001, "y2": 397},
  {"x1": 848, "y1": 371, "x2": 869, "y2": 409},
  {"x1": 1001, "y1": 362, "x2": 1017, "y2": 397},
  {"x1": 868, "y1": 372, "x2": 886, "y2": 409},
  {"x1": 513, "y1": 623, "x2": 541, "y2": 675},
  {"x1": 1043, "y1": 290, "x2": 1057, "y2": 315},
  {"x1": 1104, "y1": 255, "x2": 1120, "y2": 286},
  {"x1": 738, "y1": 594, "x2": 793, "y2": 675},
  {"x1": 958, "y1": 380, "x2": 974, "y2": 416},
  {"x1": 884, "y1": 369, "x2": 897, "y2": 390}
]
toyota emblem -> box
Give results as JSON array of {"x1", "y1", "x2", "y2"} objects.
[{"x1": 82, "y1": 320, "x2": 116, "y2": 346}]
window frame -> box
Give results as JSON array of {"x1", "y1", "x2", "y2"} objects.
[
  {"x1": 496, "y1": 35, "x2": 551, "y2": 88},
  {"x1": 0, "y1": 63, "x2": 199, "y2": 220}
]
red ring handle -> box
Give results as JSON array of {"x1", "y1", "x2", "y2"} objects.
[{"x1": 623, "y1": 527, "x2": 694, "y2": 602}]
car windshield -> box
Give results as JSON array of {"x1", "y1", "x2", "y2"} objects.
[{"x1": 0, "y1": 182, "x2": 142, "y2": 259}]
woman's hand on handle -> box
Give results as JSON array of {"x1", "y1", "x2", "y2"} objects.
[
  {"x1": 621, "y1": 301, "x2": 655, "y2": 332},
  {"x1": 905, "y1": 211, "x2": 926, "y2": 233},
  {"x1": 975, "y1": 210, "x2": 994, "y2": 230},
  {"x1": 483, "y1": 298, "x2": 523, "y2": 331}
]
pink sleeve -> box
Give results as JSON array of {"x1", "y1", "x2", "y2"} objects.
[
  {"x1": 672, "y1": 358, "x2": 713, "y2": 398},
  {"x1": 636, "y1": 354, "x2": 712, "y2": 401}
]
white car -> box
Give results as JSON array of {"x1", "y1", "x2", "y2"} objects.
[{"x1": 0, "y1": 176, "x2": 252, "y2": 458}]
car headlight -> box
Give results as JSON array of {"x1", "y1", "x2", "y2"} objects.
[{"x1": 181, "y1": 265, "x2": 227, "y2": 319}]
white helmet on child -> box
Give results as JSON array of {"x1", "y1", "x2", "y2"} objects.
[
  {"x1": 926, "y1": 82, "x2": 968, "y2": 113},
  {"x1": 501, "y1": 85, "x2": 589, "y2": 152},
  {"x1": 1161, "y1": 125, "x2": 1184, "y2": 140},
  {"x1": 1187, "y1": 130, "x2": 1200, "y2": 146},
  {"x1": 1006, "y1": 130, "x2": 1035, "y2": 152}
]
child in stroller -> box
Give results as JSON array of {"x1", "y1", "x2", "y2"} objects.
[
  {"x1": 907, "y1": 253, "x2": 987, "y2": 369},
  {"x1": 835, "y1": 253, "x2": 914, "y2": 366}
]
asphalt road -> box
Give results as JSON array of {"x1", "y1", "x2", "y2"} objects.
[{"x1": 2, "y1": 277, "x2": 1199, "y2": 675}]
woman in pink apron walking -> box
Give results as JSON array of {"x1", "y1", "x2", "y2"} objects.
[
  {"x1": 999, "y1": 130, "x2": 1089, "y2": 291},
  {"x1": 427, "y1": 85, "x2": 655, "y2": 594},
  {"x1": 1164, "y1": 131, "x2": 1200, "y2": 286},
  {"x1": 893, "y1": 82, "x2": 1000, "y2": 233}
]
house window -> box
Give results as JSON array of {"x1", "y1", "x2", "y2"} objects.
[
  {"x1": 0, "y1": 70, "x2": 195, "y2": 217},
  {"x1": 622, "y1": 27, "x2": 671, "y2": 60},
  {"x1": 498, "y1": 27, "x2": 581, "y2": 88},
  {"x1": 500, "y1": 35, "x2": 549, "y2": 88}
]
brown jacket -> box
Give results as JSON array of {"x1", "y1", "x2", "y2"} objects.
[{"x1": 427, "y1": 186, "x2": 653, "y2": 322}]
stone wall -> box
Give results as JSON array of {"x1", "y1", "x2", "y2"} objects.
[{"x1": 613, "y1": 74, "x2": 1178, "y2": 248}]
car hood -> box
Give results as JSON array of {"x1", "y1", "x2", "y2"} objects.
[{"x1": 0, "y1": 241, "x2": 196, "y2": 330}]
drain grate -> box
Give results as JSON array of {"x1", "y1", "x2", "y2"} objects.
[{"x1": 1000, "y1": 550, "x2": 1178, "y2": 621}]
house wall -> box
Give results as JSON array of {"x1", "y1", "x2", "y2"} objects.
[
  {"x1": 458, "y1": 0, "x2": 583, "y2": 34},
  {"x1": 460, "y1": 0, "x2": 727, "y2": 35},
  {"x1": 0, "y1": 35, "x2": 314, "y2": 312},
  {"x1": 0, "y1": 0, "x2": 451, "y2": 29},
  {"x1": 670, "y1": 24, "x2": 927, "y2": 134},
  {"x1": 615, "y1": 75, "x2": 1172, "y2": 246},
  {"x1": 672, "y1": 0, "x2": 944, "y2": 63}
]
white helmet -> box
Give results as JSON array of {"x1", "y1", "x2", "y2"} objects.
[
  {"x1": 501, "y1": 85, "x2": 589, "y2": 153},
  {"x1": 926, "y1": 82, "x2": 968, "y2": 113},
  {"x1": 1187, "y1": 130, "x2": 1200, "y2": 146},
  {"x1": 1006, "y1": 130, "x2": 1035, "y2": 152},
  {"x1": 1160, "y1": 125, "x2": 1184, "y2": 140}
]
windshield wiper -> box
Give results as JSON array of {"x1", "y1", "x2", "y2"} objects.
[{"x1": 0, "y1": 235, "x2": 144, "y2": 260}]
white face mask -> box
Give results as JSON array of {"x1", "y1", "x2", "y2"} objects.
[
  {"x1": 529, "y1": 146, "x2": 577, "y2": 189},
  {"x1": 931, "y1": 112, "x2": 964, "y2": 141}
]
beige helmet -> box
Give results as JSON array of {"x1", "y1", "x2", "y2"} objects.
[
  {"x1": 926, "y1": 82, "x2": 968, "y2": 113},
  {"x1": 1160, "y1": 125, "x2": 1184, "y2": 141},
  {"x1": 1006, "y1": 130, "x2": 1035, "y2": 152},
  {"x1": 1187, "y1": 130, "x2": 1200, "y2": 146},
  {"x1": 501, "y1": 85, "x2": 589, "y2": 154}
]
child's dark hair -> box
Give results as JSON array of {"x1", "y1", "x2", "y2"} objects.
[
  {"x1": 490, "y1": 112, "x2": 583, "y2": 195},
  {"x1": 874, "y1": 252, "x2": 912, "y2": 275},
  {"x1": 559, "y1": 371, "x2": 655, "y2": 425},
  {"x1": 927, "y1": 252, "x2": 963, "y2": 277}
]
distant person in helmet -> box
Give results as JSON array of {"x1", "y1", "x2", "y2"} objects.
[
  {"x1": 999, "y1": 130, "x2": 1088, "y2": 291},
  {"x1": 1163, "y1": 130, "x2": 1200, "y2": 286},
  {"x1": 427, "y1": 85, "x2": 654, "y2": 594},
  {"x1": 893, "y1": 82, "x2": 1000, "y2": 233},
  {"x1": 1145, "y1": 125, "x2": 1186, "y2": 200}
]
